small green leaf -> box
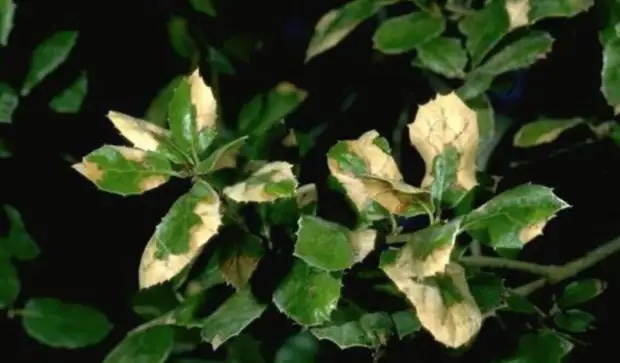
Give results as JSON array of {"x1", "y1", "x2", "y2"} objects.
[
  {"x1": 218, "y1": 234, "x2": 264, "y2": 289},
  {"x1": 22, "y1": 298, "x2": 112, "y2": 348},
  {"x1": 0, "y1": 83, "x2": 18, "y2": 123},
  {"x1": 305, "y1": 0, "x2": 391, "y2": 61},
  {"x1": 430, "y1": 146, "x2": 468, "y2": 208},
  {"x1": 558, "y1": 278, "x2": 606, "y2": 308},
  {"x1": 601, "y1": 38, "x2": 620, "y2": 114},
  {"x1": 168, "y1": 16, "x2": 197, "y2": 60},
  {"x1": 273, "y1": 259, "x2": 342, "y2": 327},
  {"x1": 528, "y1": 0, "x2": 594, "y2": 24},
  {"x1": 498, "y1": 329, "x2": 573, "y2": 363},
  {"x1": 49, "y1": 72, "x2": 87, "y2": 113},
  {"x1": 237, "y1": 82, "x2": 307, "y2": 135},
  {"x1": 468, "y1": 272, "x2": 504, "y2": 313},
  {"x1": 391, "y1": 310, "x2": 421, "y2": 339},
  {"x1": 103, "y1": 325, "x2": 175, "y2": 363},
  {"x1": 504, "y1": 293, "x2": 539, "y2": 314},
  {"x1": 373, "y1": 11, "x2": 445, "y2": 54},
  {"x1": 463, "y1": 184, "x2": 569, "y2": 249},
  {"x1": 189, "y1": 0, "x2": 216, "y2": 17},
  {"x1": 598, "y1": 0, "x2": 620, "y2": 45},
  {"x1": 414, "y1": 37, "x2": 468, "y2": 78},
  {"x1": 553, "y1": 309, "x2": 595, "y2": 333},
  {"x1": 310, "y1": 312, "x2": 394, "y2": 349},
  {"x1": 0, "y1": 257, "x2": 19, "y2": 308},
  {"x1": 0, "y1": 0, "x2": 15, "y2": 46},
  {"x1": 225, "y1": 334, "x2": 266, "y2": 363},
  {"x1": 209, "y1": 47, "x2": 236, "y2": 75},
  {"x1": 274, "y1": 331, "x2": 320, "y2": 363},
  {"x1": 196, "y1": 136, "x2": 248, "y2": 175},
  {"x1": 131, "y1": 285, "x2": 179, "y2": 320},
  {"x1": 201, "y1": 288, "x2": 267, "y2": 349},
  {"x1": 513, "y1": 117, "x2": 584, "y2": 147},
  {"x1": 21, "y1": 31, "x2": 78, "y2": 96},
  {"x1": 294, "y1": 216, "x2": 354, "y2": 271},
  {"x1": 145, "y1": 76, "x2": 183, "y2": 127},
  {"x1": 0, "y1": 205, "x2": 40, "y2": 261},
  {"x1": 458, "y1": 0, "x2": 509, "y2": 66},
  {"x1": 73, "y1": 145, "x2": 174, "y2": 196},
  {"x1": 185, "y1": 249, "x2": 225, "y2": 295}
]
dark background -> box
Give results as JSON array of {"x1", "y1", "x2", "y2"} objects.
[{"x1": 1, "y1": 0, "x2": 620, "y2": 362}]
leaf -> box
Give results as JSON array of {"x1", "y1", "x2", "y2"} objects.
[
  {"x1": 21, "y1": 31, "x2": 78, "y2": 96},
  {"x1": 598, "y1": 0, "x2": 620, "y2": 45},
  {"x1": 189, "y1": 0, "x2": 216, "y2": 17},
  {"x1": 274, "y1": 331, "x2": 320, "y2": 363},
  {"x1": 409, "y1": 92, "x2": 479, "y2": 192},
  {"x1": 103, "y1": 325, "x2": 175, "y2": 363},
  {"x1": 601, "y1": 38, "x2": 620, "y2": 114},
  {"x1": 553, "y1": 309, "x2": 595, "y2": 333},
  {"x1": 185, "y1": 248, "x2": 225, "y2": 295},
  {"x1": 0, "y1": 138, "x2": 10, "y2": 158},
  {"x1": 218, "y1": 234, "x2": 264, "y2": 289},
  {"x1": 49, "y1": 71, "x2": 87, "y2": 113},
  {"x1": 0, "y1": 205, "x2": 40, "y2": 261},
  {"x1": 0, "y1": 83, "x2": 18, "y2": 123},
  {"x1": 504, "y1": 292, "x2": 539, "y2": 314},
  {"x1": 209, "y1": 47, "x2": 236, "y2": 75},
  {"x1": 462, "y1": 184, "x2": 569, "y2": 249},
  {"x1": 415, "y1": 37, "x2": 468, "y2": 79},
  {"x1": 381, "y1": 261, "x2": 482, "y2": 348},
  {"x1": 465, "y1": 95, "x2": 495, "y2": 169},
  {"x1": 72, "y1": 145, "x2": 174, "y2": 196},
  {"x1": 498, "y1": 329, "x2": 573, "y2": 363},
  {"x1": 145, "y1": 76, "x2": 183, "y2": 127},
  {"x1": 225, "y1": 334, "x2": 266, "y2": 363},
  {"x1": 196, "y1": 136, "x2": 248, "y2": 174},
  {"x1": 327, "y1": 130, "x2": 432, "y2": 218},
  {"x1": 0, "y1": 257, "x2": 19, "y2": 308},
  {"x1": 0, "y1": 0, "x2": 15, "y2": 46},
  {"x1": 429, "y1": 146, "x2": 469, "y2": 207},
  {"x1": 237, "y1": 82, "x2": 307, "y2": 135},
  {"x1": 513, "y1": 117, "x2": 584, "y2": 147},
  {"x1": 273, "y1": 259, "x2": 342, "y2": 327},
  {"x1": 458, "y1": 0, "x2": 509, "y2": 66},
  {"x1": 468, "y1": 272, "x2": 504, "y2": 313},
  {"x1": 201, "y1": 288, "x2": 267, "y2": 349},
  {"x1": 528, "y1": 0, "x2": 594, "y2": 24},
  {"x1": 391, "y1": 310, "x2": 421, "y2": 339},
  {"x1": 310, "y1": 312, "x2": 394, "y2": 349},
  {"x1": 557, "y1": 278, "x2": 606, "y2": 308},
  {"x1": 294, "y1": 216, "x2": 375, "y2": 271},
  {"x1": 131, "y1": 285, "x2": 179, "y2": 320},
  {"x1": 21, "y1": 298, "x2": 112, "y2": 348},
  {"x1": 223, "y1": 161, "x2": 299, "y2": 203},
  {"x1": 305, "y1": 0, "x2": 390, "y2": 61},
  {"x1": 168, "y1": 16, "x2": 197, "y2": 59},
  {"x1": 373, "y1": 11, "x2": 445, "y2": 54},
  {"x1": 139, "y1": 181, "x2": 222, "y2": 288},
  {"x1": 188, "y1": 68, "x2": 218, "y2": 130}
]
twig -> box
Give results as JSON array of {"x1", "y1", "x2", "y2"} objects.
[{"x1": 458, "y1": 256, "x2": 558, "y2": 276}]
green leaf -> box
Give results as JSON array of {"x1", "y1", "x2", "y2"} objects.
[
  {"x1": 504, "y1": 292, "x2": 539, "y2": 314},
  {"x1": 209, "y1": 47, "x2": 236, "y2": 75},
  {"x1": 274, "y1": 331, "x2": 320, "y2": 363},
  {"x1": 513, "y1": 117, "x2": 584, "y2": 147},
  {"x1": 22, "y1": 298, "x2": 112, "y2": 348},
  {"x1": 168, "y1": 16, "x2": 197, "y2": 60},
  {"x1": 0, "y1": 205, "x2": 40, "y2": 261},
  {"x1": 458, "y1": 0, "x2": 509, "y2": 66},
  {"x1": 601, "y1": 38, "x2": 620, "y2": 114},
  {"x1": 49, "y1": 71, "x2": 87, "y2": 113},
  {"x1": 468, "y1": 272, "x2": 504, "y2": 313},
  {"x1": 0, "y1": 83, "x2": 18, "y2": 124},
  {"x1": 185, "y1": 248, "x2": 225, "y2": 295},
  {"x1": 598, "y1": 0, "x2": 620, "y2": 45},
  {"x1": 310, "y1": 312, "x2": 394, "y2": 349},
  {"x1": 528, "y1": 0, "x2": 594, "y2": 24},
  {"x1": 373, "y1": 11, "x2": 445, "y2": 55},
  {"x1": 414, "y1": 37, "x2": 468, "y2": 78},
  {"x1": 466, "y1": 94, "x2": 496, "y2": 169},
  {"x1": 72, "y1": 145, "x2": 174, "y2": 196},
  {"x1": 0, "y1": 0, "x2": 15, "y2": 46},
  {"x1": 558, "y1": 278, "x2": 606, "y2": 308},
  {"x1": 430, "y1": 146, "x2": 468, "y2": 208},
  {"x1": 145, "y1": 76, "x2": 183, "y2": 127},
  {"x1": 218, "y1": 234, "x2": 264, "y2": 289},
  {"x1": 196, "y1": 136, "x2": 248, "y2": 175},
  {"x1": 201, "y1": 288, "x2": 267, "y2": 349},
  {"x1": 305, "y1": 0, "x2": 390, "y2": 61},
  {"x1": 498, "y1": 329, "x2": 573, "y2": 363},
  {"x1": 225, "y1": 334, "x2": 266, "y2": 363},
  {"x1": 131, "y1": 285, "x2": 179, "y2": 320},
  {"x1": 294, "y1": 216, "x2": 354, "y2": 271},
  {"x1": 0, "y1": 257, "x2": 19, "y2": 308},
  {"x1": 391, "y1": 310, "x2": 421, "y2": 339},
  {"x1": 237, "y1": 82, "x2": 307, "y2": 135},
  {"x1": 21, "y1": 31, "x2": 78, "y2": 96},
  {"x1": 462, "y1": 184, "x2": 569, "y2": 249},
  {"x1": 553, "y1": 309, "x2": 595, "y2": 333},
  {"x1": 103, "y1": 325, "x2": 175, "y2": 363},
  {"x1": 169, "y1": 77, "x2": 200, "y2": 156},
  {"x1": 273, "y1": 259, "x2": 342, "y2": 326},
  {"x1": 189, "y1": 0, "x2": 216, "y2": 17}
]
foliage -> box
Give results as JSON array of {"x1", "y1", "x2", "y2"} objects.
[{"x1": 3, "y1": 0, "x2": 620, "y2": 362}]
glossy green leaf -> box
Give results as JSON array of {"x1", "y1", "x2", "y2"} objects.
[
  {"x1": 209, "y1": 47, "x2": 236, "y2": 75},
  {"x1": 0, "y1": 205, "x2": 40, "y2": 261},
  {"x1": 528, "y1": 0, "x2": 594, "y2": 24},
  {"x1": 463, "y1": 184, "x2": 569, "y2": 249},
  {"x1": 602, "y1": 38, "x2": 620, "y2": 114},
  {"x1": 391, "y1": 310, "x2": 421, "y2": 339},
  {"x1": 225, "y1": 334, "x2": 266, "y2": 363},
  {"x1": 274, "y1": 331, "x2": 320, "y2": 363},
  {"x1": 310, "y1": 312, "x2": 393, "y2": 349},
  {"x1": 189, "y1": 0, "x2": 216, "y2": 16},
  {"x1": 553, "y1": 309, "x2": 595, "y2": 333},
  {"x1": 415, "y1": 37, "x2": 468, "y2": 78},
  {"x1": 218, "y1": 234, "x2": 264, "y2": 289},
  {"x1": 0, "y1": 257, "x2": 19, "y2": 308},
  {"x1": 294, "y1": 216, "x2": 354, "y2": 271},
  {"x1": 458, "y1": 0, "x2": 509, "y2": 66},
  {"x1": 201, "y1": 288, "x2": 267, "y2": 349},
  {"x1": 0, "y1": 83, "x2": 18, "y2": 124},
  {"x1": 103, "y1": 325, "x2": 175, "y2": 363},
  {"x1": 305, "y1": 0, "x2": 391, "y2": 61},
  {"x1": 558, "y1": 278, "x2": 606, "y2": 308},
  {"x1": 0, "y1": 0, "x2": 15, "y2": 46},
  {"x1": 49, "y1": 72, "x2": 87, "y2": 113},
  {"x1": 373, "y1": 11, "x2": 445, "y2": 54},
  {"x1": 237, "y1": 82, "x2": 307, "y2": 135},
  {"x1": 169, "y1": 77, "x2": 199, "y2": 155},
  {"x1": 273, "y1": 259, "x2": 342, "y2": 326},
  {"x1": 72, "y1": 145, "x2": 174, "y2": 196},
  {"x1": 21, "y1": 31, "x2": 78, "y2": 96},
  {"x1": 22, "y1": 298, "x2": 112, "y2": 348},
  {"x1": 598, "y1": 0, "x2": 620, "y2": 45},
  {"x1": 497, "y1": 329, "x2": 573, "y2": 363},
  {"x1": 168, "y1": 16, "x2": 197, "y2": 59},
  {"x1": 504, "y1": 292, "x2": 539, "y2": 314},
  {"x1": 145, "y1": 76, "x2": 183, "y2": 127},
  {"x1": 513, "y1": 117, "x2": 584, "y2": 147},
  {"x1": 196, "y1": 136, "x2": 248, "y2": 175},
  {"x1": 468, "y1": 272, "x2": 504, "y2": 313}
]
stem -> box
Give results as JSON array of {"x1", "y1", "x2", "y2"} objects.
[{"x1": 458, "y1": 256, "x2": 558, "y2": 276}]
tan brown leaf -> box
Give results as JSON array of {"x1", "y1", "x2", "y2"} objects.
[
  {"x1": 296, "y1": 183, "x2": 318, "y2": 208},
  {"x1": 188, "y1": 68, "x2": 217, "y2": 130},
  {"x1": 348, "y1": 228, "x2": 376, "y2": 263},
  {"x1": 72, "y1": 161, "x2": 103, "y2": 183},
  {"x1": 107, "y1": 111, "x2": 169, "y2": 151},
  {"x1": 506, "y1": 0, "x2": 530, "y2": 30}
]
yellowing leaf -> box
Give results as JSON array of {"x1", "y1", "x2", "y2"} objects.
[
  {"x1": 381, "y1": 261, "x2": 482, "y2": 348},
  {"x1": 188, "y1": 68, "x2": 217, "y2": 129},
  {"x1": 223, "y1": 161, "x2": 298, "y2": 203},
  {"x1": 296, "y1": 183, "x2": 318, "y2": 209},
  {"x1": 506, "y1": 0, "x2": 530, "y2": 30},
  {"x1": 513, "y1": 117, "x2": 584, "y2": 147},
  {"x1": 408, "y1": 92, "x2": 479, "y2": 191},
  {"x1": 107, "y1": 111, "x2": 170, "y2": 152},
  {"x1": 327, "y1": 130, "x2": 432, "y2": 217},
  {"x1": 139, "y1": 182, "x2": 222, "y2": 288},
  {"x1": 349, "y1": 228, "x2": 376, "y2": 264}
]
